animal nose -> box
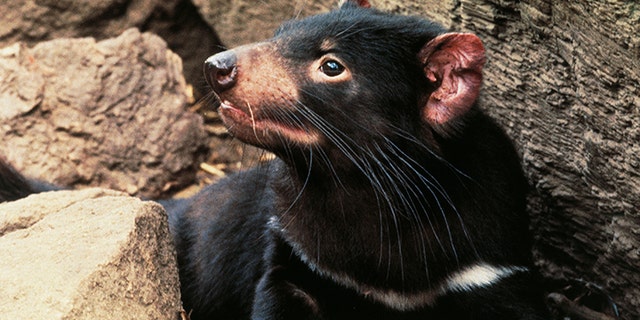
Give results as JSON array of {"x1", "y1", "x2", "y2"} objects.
[{"x1": 204, "y1": 50, "x2": 238, "y2": 93}]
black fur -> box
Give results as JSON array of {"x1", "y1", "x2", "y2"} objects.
[
  {"x1": 171, "y1": 3, "x2": 549, "y2": 320},
  {"x1": 0, "y1": 157, "x2": 37, "y2": 203}
]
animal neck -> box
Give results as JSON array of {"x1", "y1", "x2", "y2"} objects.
[{"x1": 268, "y1": 147, "x2": 478, "y2": 293}]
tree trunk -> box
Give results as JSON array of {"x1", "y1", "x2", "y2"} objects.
[{"x1": 377, "y1": 0, "x2": 639, "y2": 318}]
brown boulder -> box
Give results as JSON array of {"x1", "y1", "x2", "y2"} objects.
[
  {"x1": 0, "y1": 0, "x2": 220, "y2": 86},
  {"x1": 0, "y1": 28, "x2": 207, "y2": 198},
  {"x1": 0, "y1": 188, "x2": 182, "y2": 319}
]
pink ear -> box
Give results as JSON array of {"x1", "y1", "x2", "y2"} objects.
[
  {"x1": 418, "y1": 33, "x2": 485, "y2": 125},
  {"x1": 340, "y1": 0, "x2": 371, "y2": 8}
]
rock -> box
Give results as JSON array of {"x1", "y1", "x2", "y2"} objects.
[
  {"x1": 0, "y1": 0, "x2": 221, "y2": 86},
  {"x1": 0, "y1": 28, "x2": 208, "y2": 198},
  {"x1": 0, "y1": 188, "x2": 182, "y2": 319},
  {"x1": 192, "y1": 0, "x2": 336, "y2": 47}
]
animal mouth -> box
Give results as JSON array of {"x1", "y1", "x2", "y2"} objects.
[{"x1": 218, "y1": 99, "x2": 321, "y2": 146}]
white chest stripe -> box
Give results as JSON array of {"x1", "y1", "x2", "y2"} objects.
[
  {"x1": 443, "y1": 264, "x2": 529, "y2": 294},
  {"x1": 302, "y1": 251, "x2": 528, "y2": 311},
  {"x1": 310, "y1": 262, "x2": 530, "y2": 311},
  {"x1": 269, "y1": 218, "x2": 529, "y2": 311}
]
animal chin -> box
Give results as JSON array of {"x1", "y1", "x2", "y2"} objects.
[{"x1": 218, "y1": 100, "x2": 321, "y2": 147}]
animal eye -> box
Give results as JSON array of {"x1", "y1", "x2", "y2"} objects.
[{"x1": 319, "y1": 60, "x2": 345, "y2": 77}]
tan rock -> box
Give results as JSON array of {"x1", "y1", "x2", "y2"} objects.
[{"x1": 0, "y1": 188, "x2": 182, "y2": 319}]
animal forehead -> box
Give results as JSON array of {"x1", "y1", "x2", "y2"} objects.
[
  {"x1": 319, "y1": 38, "x2": 336, "y2": 52},
  {"x1": 273, "y1": 7, "x2": 443, "y2": 52}
]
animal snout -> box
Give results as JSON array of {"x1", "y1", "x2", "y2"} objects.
[{"x1": 204, "y1": 50, "x2": 238, "y2": 93}]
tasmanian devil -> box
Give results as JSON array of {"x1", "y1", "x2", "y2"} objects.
[
  {"x1": 0, "y1": 0, "x2": 550, "y2": 319},
  {"x1": 168, "y1": 0, "x2": 550, "y2": 319}
]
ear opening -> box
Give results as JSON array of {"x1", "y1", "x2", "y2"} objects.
[
  {"x1": 339, "y1": 0, "x2": 372, "y2": 9},
  {"x1": 418, "y1": 33, "x2": 486, "y2": 127}
]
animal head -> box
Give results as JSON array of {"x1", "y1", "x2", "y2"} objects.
[{"x1": 204, "y1": 0, "x2": 485, "y2": 167}]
